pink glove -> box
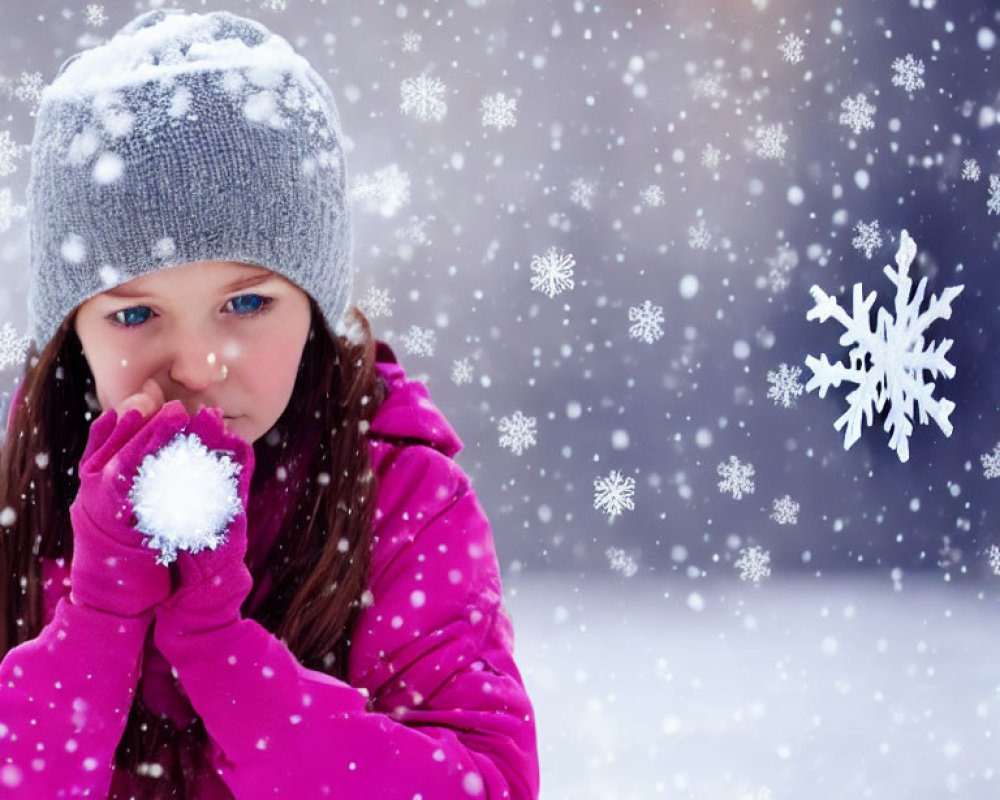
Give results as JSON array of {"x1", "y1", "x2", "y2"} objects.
[
  {"x1": 69, "y1": 400, "x2": 191, "y2": 618},
  {"x1": 156, "y1": 406, "x2": 256, "y2": 633}
]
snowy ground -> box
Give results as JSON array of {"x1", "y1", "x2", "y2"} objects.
[{"x1": 504, "y1": 573, "x2": 999, "y2": 800}]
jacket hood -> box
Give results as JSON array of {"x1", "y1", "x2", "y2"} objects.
[{"x1": 370, "y1": 341, "x2": 463, "y2": 458}]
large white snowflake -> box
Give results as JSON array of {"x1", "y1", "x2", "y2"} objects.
[
  {"x1": 852, "y1": 219, "x2": 883, "y2": 260},
  {"x1": 357, "y1": 286, "x2": 395, "y2": 318},
  {"x1": 400, "y1": 73, "x2": 448, "y2": 122},
  {"x1": 498, "y1": 410, "x2": 537, "y2": 455},
  {"x1": 754, "y1": 122, "x2": 788, "y2": 160},
  {"x1": 770, "y1": 495, "x2": 800, "y2": 525},
  {"x1": 804, "y1": 230, "x2": 964, "y2": 463},
  {"x1": 717, "y1": 456, "x2": 755, "y2": 500},
  {"x1": 961, "y1": 159, "x2": 981, "y2": 182},
  {"x1": 529, "y1": 247, "x2": 575, "y2": 298},
  {"x1": 891, "y1": 54, "x2": 925, "y2": 93},
  {"x1": 778, "y1": 33, "x2": 805, "y2": 64},
  {"x1": 839, "y1": 93, "x2": 877, "y2": 135},
  {"x1": 734, "y1": 546, "x2": 771, "y2": 583},
  {"x1": 628, "y1": 300, "x2": 665, "y2": 344},
  {"x1": 399, "y1": 325, "x2": 436, "y2": 357},
  {"x1": 981, "y1": 443, "x2": 1000, "y2": 479},
  {"x1": 766, "y1": 363, "x2": 804, "y2": 408},
  {"x1": 988, "y1": 175, "x2": 1000, "y2": 216},
  {"x1": 593, "y1": 470, "x2": 636, "y2": 520},
  {"x1": 480, "y1": 92, "x2": 518, "y2": 130}
]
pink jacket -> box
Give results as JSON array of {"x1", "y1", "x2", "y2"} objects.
[{"x1": 0, "y1": 344, "x2": 540, "y2": 798}]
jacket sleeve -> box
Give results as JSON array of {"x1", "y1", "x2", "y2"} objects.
[
  {"x1": 152, "y1": 445, "x2": 540, "y2": 800},
  {"x1": 0, "y1": 595, "x2": 151, "y2": 796}
]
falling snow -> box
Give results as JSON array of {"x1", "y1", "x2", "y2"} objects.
[
  {"x1": 734, "y1": 546, "x2": 771, "y2": 583},
  {"x1": 688, "y1": 218, "x2": 712, "y2": 250},
  {"x1": 962, "y1": 159, "x2": 981, "y2": 181},
  {"x1": 605, "y1": 546, "x2": 638, "y2": 576},
  {"x1": 852, "y1": 219, "x2": 883, "y2": 260},
  {"x1": 717, "y1": 456, "x2": 756, "y2": 500},
  {"x1": 0, "y1": 322, "x2": 30, "y2": 370},
  {"x1": 399, "y1": 73, "x2": 448, "y2": 122},
  {"x1": 451, "y1": 358, "x2": 474, "y2": 385},
  {"x1": 981, "y1": 443, "x2": 1000, "y2": 479},
  {"x1": 569, "y1": 178, "x2": 598, "y2": 209},
  {"x1": 639, "y1": 185, "x2": 665, "y2": 208},
  {"x1": 770, "y1": 495, "x2": 800, "y2": 525},
  {"x1": 754, "y1": 122, "x2": 788, "y2": 160},
  {"x1": 766, "y1": 363, "x2": 804, "y2": 408},
  {"x1": 839, "y1": 93, "x2": 877, "y2": 135},
  {"x1": 627, "y1": 300, "x2": 665, "y2": 344},
  {"x1": 399, "y1": 325, "x2": 436, "y2": 357},
  {"x1": 778, "y1": 33, "x2": 805, "y2": 64},
  {"x1": 891, "y1": 54, "x2": 926, "y2": 93},
  {"x1": 497, "y1": 410, "x2": 537, "y2": 456},
  {"x1": 593, "y1": 470, "x2": 636, "y2": 520},
  {"x1": 529, "y1": 247, "x2": 576, "y2": 298},
  {"x1": 480, "y1": 92, "x2": 518, "y2": 131},
  {"x1": 357, "y1": 287, "x2": 395, "y2": 318},
  {"x1": 988, "y1": 174, "x2": 1000, "y2": 216}
]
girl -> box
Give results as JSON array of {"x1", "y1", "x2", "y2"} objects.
[{"x1": 0, "y1": 8, "x2": 539, "y2": 799}]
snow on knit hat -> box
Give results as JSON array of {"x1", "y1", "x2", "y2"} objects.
[{"x1": 26, "y1": 8, "x2": 351, "y2": 351}]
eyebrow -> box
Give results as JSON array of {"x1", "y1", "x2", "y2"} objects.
[{"x1": 104, "y1": 272, "x2": 275, "y2": 299}]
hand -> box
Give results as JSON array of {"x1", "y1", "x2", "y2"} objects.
[
  {"x1": 157, "y1": 405, "x2": 256, "y2": 633},
  {"x1": 69, "y1": 382, "x2": 190, "y2": 617}
]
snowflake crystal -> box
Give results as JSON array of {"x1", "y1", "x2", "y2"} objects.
[
  {"x1": 606, "y1": 546, "x2": 638, "y2": 577},
  {"x1": 628, "y1": 300, "x2": 665, "y2": 344},
  {"x1": 691, "y1": 72, "x2": 725, "y2": 100},
  {"x1": 735, "y1": 546, "x2": 771, "y2": 583},
  {"x1": 529, "y1": 247, "x2": 576, "y2": 298},
  {"x1": 981, "y1": 443, "x2": 1000, "y2": 479},
  {"x1": 84, "y1": 4, "x2": 108, "y2": 27},
  {"x1": 498, "y1": 410, "x2": 537, "y2": 456},
  {"x1": 778, "y1": 33, "x2": 805, "y2": 64},
  {"x1": 451, "y1": 358, "x2": 474, "y2": 385},
  {"x1": 766, "y1": 245, "x2": 798, "y2": 293},
  {"x1": 357, "y1": 286, "x2": 395, "y2": 318},
  {"x1": 351, "y1": 163, "x2": 411, "y2": 217},
  {"x1": 989, "y1": 545, "x2": 1000, "y2": 576},
  {"x1": 804, "y1": 229, "x2": 964, "y2": 463},
  {"x1": 569, "y1": 178, "x2": 598, "y2": 209},
  {"x1": 754, "y1": 122, "x2": 788, "y2": 160},
  {"x1": 961, "y1": 159, "x2": 981, "y2": 182},
  {"x1": 399, "y1": 325, "x2": 436, "y2": 357},
  {"x1": 891, "y1": 54, "x2": 926, "y2": 93},
  {"x1": 766, "y1": 363, "x2": 804, "y2": 408},
  {"x1": 988, "y1": 175, "x2": 1000, "y2": 216},
  {"x1": 0, "y1": 130, "x2": 26, "y2": 179},
  {"x1": 593, "y1": 470, "x2": 636, "y2": 520},
  {"x1": 688, "y1": 218, "x2": 712, "y2": 250},
  {"x1": 14, "y1": 72, "x2": 45, "y2": 109},
  {"x1": 839, "y1": 93, "x2": 877, "y2": 135},
  {"x1": 770, "y1": 495, "x2": 800, "y2": 525},
  {"x1": 701, "y1": 143, "x2": 722, "y2": 170},
  {"x1": 717, "y1": 455, "x2": 755, "y2": 500},
  {"x1": 0, "y1": 187, "x2": 28, "y2": 234},
  {"x1": 640, "y1": 185, "x2": 666, "y2": 208},
  {"x1": 481, "y1": 92, "x2": 518, "y2": 131},
  {"x1": 852, "y1": 219, "x2": 883, "y2": 260},
  {"x1": 401, "y1": 30, "x2": 422, "y2": 53},
  {"x1": 400, "y1": 73, "x2": 448, "y2": 122},
  {"x1": 0, "y1": 322, "x2": 31, "y2": 370}
]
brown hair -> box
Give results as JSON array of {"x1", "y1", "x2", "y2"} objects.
[{"x1": 0, "y1": 299, "x2": 386, "y2": 796}]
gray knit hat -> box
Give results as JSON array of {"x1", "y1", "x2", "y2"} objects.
[{"x1": 26, "y1": 8, "x2": 351, "y2": 351}]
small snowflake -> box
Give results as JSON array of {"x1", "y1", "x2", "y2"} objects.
[
  {"x1": 839, "y1": 93, "x2": 877, "y2": 135},
  {"x1": 989, "y1": 545, "x2": 1000, "y2": 576},
  {"x1": 83, "y1": 4, "x2": 108, "y2": 27},
  {"x1": 351, "y1": 163, "x2": 411, "y2": 217},
  {"x1": 400, "y1": 73, "x2": 448, "y2": 122},
  {"x1": 569, "y1": 178, "x2": 598, "y2": 209},
  {"x1": 0, "y1": 130, "x2": 26, "y2": 179},
  {"x1": 717, "y1": 455, "x2": 756, "y2": 500},
  {"x1": 691, "y1": 72, "x2": 725, "y2": 100},
  {"x1": 593, "y1": 470, "x2": 636, "y2": 520},
  {"x1": 0, "y1": 322, "x2": 31, "y2": 370},
  {"x1": 481, "y1": 92, "x2": 518, "y2": 131},
  {"x1": 688, "y1": 218, "x2": 712, "y2": 250},
  {"x1": 401, "y1": 30, "x2": 422, "y2": 53},
  {"x1": 399, "y1": 325, "x2": 436, "y2": 357},
  {"x1": 640, "y1": 184, "x2": 666, "y2": 208},
  {"x1": 357, "y1": 287, "x2": 395, "y2": 319},
  {"x1": 14, "y1": 72, "x2": 45, "y2": 110},
  {"x1": 529, "y1": 247, "x2": 576, "y2": 298},
  {"x1": 628, "y1": 300, "x2": 665, "y2": 344},
  {"x1": 394, "y1": 216, "x2": 430, "y2": 246},
  {"x1": 766, "y1": 363, "x2": 804, "y2": 408},
  {"x1": 805, "y1": 230, "x2": 964, "y2": 463},
  {"x1": 498, "y1": 410, "x2": 537, "y2": 455},
  {"x1": 735, "y1": 546, "x2": 771, "y2": 583},
  {"x1": 754, "y1": 122, "x2": 788, "y2": 160},
  {"x1": 891, "y1": 54, "x2": 926, "y2": 93},
  {"x1": 981, "y1": 443, "x2": 1000, "y2": 479},
  {"x1": 852, "y1": 219, "x2": 883, "y2": 260},
  {"x1": 259, "y1": 0, "x2": 288, "y2": 12},
  {"x1": 766, "y1": 245, "x2": 798, "y2": 293},
  {"x1": 606, "y1": 546, "x2": 638, "y2": 577},
  {"x1": 451, "y1": 358, "x2": 474, "y2": 385},
  {"x1": 701, "y1": 143, "x2": 722, "y2": 170},
  {"x1": 962, "y1": 159, "x2": 981, "y2": 182},
  {"x1": 988, "y1": 175, "x2": 1000, "y2": 216},
  {"x1": 770, "y1": 495, "x2": 800, "y2": 525},
  {"x1": 778, "y1": 33, "x2": 805, "y2": 64},
  {"x1": 0, "y1": 187, "x2": 28, "y2": 234}
]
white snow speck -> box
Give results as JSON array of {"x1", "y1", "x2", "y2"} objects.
[
  {"x1": 61, "y1": 234, "x2": 87, "y2": 264},
  {"x1": 152, "y1": 237, "x2": 176, "y2": 260},
  {"x1": 93, "y1": 151, "x2": 124, "y2": 184},
  {"x1": 168, "y1": 86, "x2": 193, "y2": 118},
  {"x1": 67, "y1": 129, "x2": 101, "y2": 166},
  {"x1": 128, "y1": 431, "x2": 245, "y2": 566}
]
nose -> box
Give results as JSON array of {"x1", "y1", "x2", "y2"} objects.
[{"x1": 166, "y1": 332, "x2": 228, "y2": 396}]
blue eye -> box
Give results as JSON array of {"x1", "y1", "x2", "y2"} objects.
[{"x1": 109, "y1": 294, "x2": 274, "y2": 330}]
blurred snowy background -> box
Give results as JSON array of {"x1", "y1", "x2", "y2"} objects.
[{"x1": 1, "y1": 0, "x2": 999, "y2": 797}]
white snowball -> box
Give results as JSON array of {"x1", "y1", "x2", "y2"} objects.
[
  {"x1": 129, "y1": 431, "x2": 245, "y2": 565},
  {"x1": 93, "y1": 152, "x2": 124, "y2": 185}
]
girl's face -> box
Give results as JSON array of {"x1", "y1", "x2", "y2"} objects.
[{"x1": 73, "y1": 260, "x2": 312, "y2": 444}]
